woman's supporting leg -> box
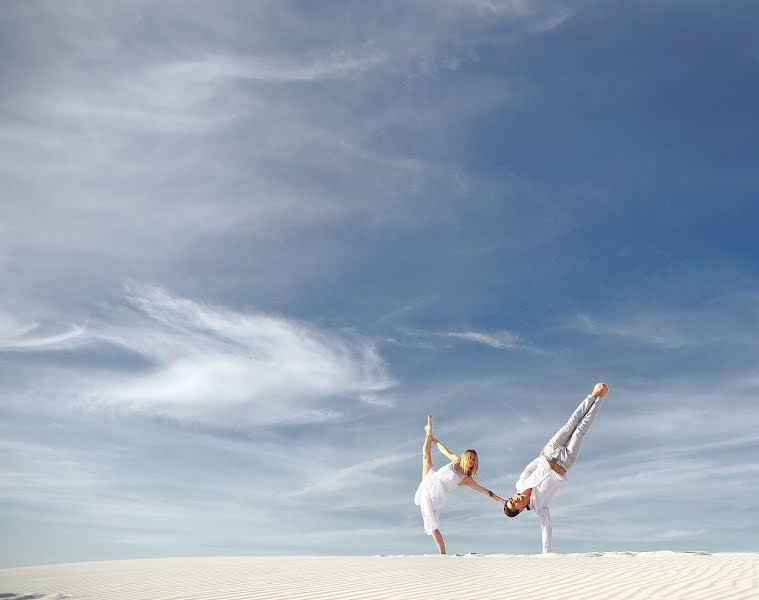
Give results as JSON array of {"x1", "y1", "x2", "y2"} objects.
[
  {"x1": 422, "y1": 415, "x2": 434, "y2": 479},
  {"x1": 432, "y1": 529, "x2": 446, "y2": 554}
]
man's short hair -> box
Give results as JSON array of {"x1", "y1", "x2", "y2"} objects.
[{"x1": 504, "y1": 505, "x2": 520, "y2": 518}]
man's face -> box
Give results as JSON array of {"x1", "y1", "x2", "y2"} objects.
[{"x1": 506, "y1": 494, "x2": 529, "y2": 513}]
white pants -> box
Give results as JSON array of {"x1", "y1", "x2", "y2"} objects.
[{"x1": 541, "y1": 394, "x2": 605, "y2": 470}]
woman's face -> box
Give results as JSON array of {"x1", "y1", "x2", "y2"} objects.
[{"x1": 460, "y1": 452, "x2": 477, "y2": 476}]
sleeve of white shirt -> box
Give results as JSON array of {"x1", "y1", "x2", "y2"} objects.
[
  {"x1": 536, "y1": 506, "x2": 552, "y2": 554},
  {"x1": 516, "y1": 457, "x2": 542, "y2": 493}
]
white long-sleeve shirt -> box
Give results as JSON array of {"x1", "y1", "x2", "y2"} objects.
[{"x1": 515, "y1": 456, "x2": 567, "y2": 553}]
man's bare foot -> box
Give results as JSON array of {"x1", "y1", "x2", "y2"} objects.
[
  {"x1": 592, "y1": 382, "x2": 609, "y2": 398},
  {"x1": 425, "y1": 415, "x2": 433, "y2": 436}
]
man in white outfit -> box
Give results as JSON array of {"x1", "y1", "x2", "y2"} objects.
[{"x1": 504, "y1": 383, "x2": 609, "y2": 553}]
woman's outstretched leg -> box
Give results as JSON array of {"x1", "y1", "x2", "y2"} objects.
[
  {"x1": 432, "y1": 529, "x2": 446, "y2": 554},
  {"x1": 422, "y1": 415, "x2": 434, "y2": 480}
]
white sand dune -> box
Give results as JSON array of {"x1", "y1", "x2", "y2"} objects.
[{"x1": 1, "y1": 552, "x2": 757, "y2": 600}]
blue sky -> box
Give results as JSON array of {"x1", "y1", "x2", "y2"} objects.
[{"x1": 1, "y1": 0, "x2": 758, "y2": 568}]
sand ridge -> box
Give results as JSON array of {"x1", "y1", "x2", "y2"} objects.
[{"x1": 1, "y1": 552, "x2": 757, "y2": 600}]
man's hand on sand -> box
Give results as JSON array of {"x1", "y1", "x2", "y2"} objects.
[{"x1": 592, "y1": 383, "x2": 608, "y2": 398}]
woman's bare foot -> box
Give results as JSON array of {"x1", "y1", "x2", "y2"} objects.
[{"x1": 425, "y1": 415, "x2": 433, "y2": 436}]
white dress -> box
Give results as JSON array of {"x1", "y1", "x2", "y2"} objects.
[{"x1": 414, "y1": 462, "x2": 464, "y2": 535}]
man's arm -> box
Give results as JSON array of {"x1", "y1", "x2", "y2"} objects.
[
  {"x1": 516, "y1": 457, "x2": 543, "y2": 493},
  {"x1": 429, "y1": 435, "x2": 459, "y2": 463},
  {"x1": 536, "y1": 507, "x2": 552, "y2": 554}
]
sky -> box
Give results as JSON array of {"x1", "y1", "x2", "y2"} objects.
[{"x1": 1, "y1": 0, "x2": 758, "y2": 568}]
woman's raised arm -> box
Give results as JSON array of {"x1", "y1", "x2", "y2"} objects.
[{"x1": 429, "y1": 435, "x2": 459, "y2": 463}]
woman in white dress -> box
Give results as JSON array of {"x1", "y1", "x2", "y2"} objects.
[{"x1": 414, "y1": 415, "x2": 507, "y2": 554}]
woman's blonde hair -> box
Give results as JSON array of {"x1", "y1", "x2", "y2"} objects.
[{"x1": 459, "y1": 449, "x2": 479, "y2": 477}]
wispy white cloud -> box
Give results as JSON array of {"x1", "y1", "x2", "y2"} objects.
[
  {"x1": 570, "y1": 287, "x2": 759, "y2": 351},
  {"x1": 443, "y1": 330, "x2": 521, "y2": 349},
  {"x1": 455, "y1": 0, "x2": 573, "y2": 32},
  {"x1": 175, "y1": 51, "x2": 386, "y2": 83},
  {"x1": 0, "y1": 311, "x2": 38, "y2": 339},
  {"x1": 0, "y1": 436, "x2": 274, "y2": 538},
  {"x1": 44, "y1": 286, "x2": 397, "y2": 424},
  {"x1": 396, "y1": 327, "x2": 528, "y2": 351},
  {"x1": 0, "y1": 311, "x2": 85, "y2": 350},
  {"x1": 292, "y1": 452, "x2": 414, "y2": 497},
  {"x1": 528, "y1": 7, "x2": 573, "y2": 32},
  {"x1": 0, "y1": 439, "x2": 110, "y2": 514},
  {"x1": 454, "y1": 0, "x2": 529, "y2": 15},
  {"x1": 14, "y1": 49, "x2": 385, "y2": 139},
  {"x1": 574, "y1": 313, "x2": 693, "y2": 349},
  {"x1": 454, "y1": 0, "x2": 541, "y2": 18},
  {"x1": 647, "y1": 529, "x2": 709, "y2": 541}
]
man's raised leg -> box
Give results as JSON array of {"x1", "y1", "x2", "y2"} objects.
[
  {"x1": 563, "y1": 395, "x2": 605, "y2": 464},
  {"x1": 544, "y1": 394, "x2": 599, "y2": 450},
  {"x1": 543, "y1": 384, "x2": 608, "y2": 463},
  {"x1": 561, "y1": 383, "x2": 608, "y2": 469}
]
